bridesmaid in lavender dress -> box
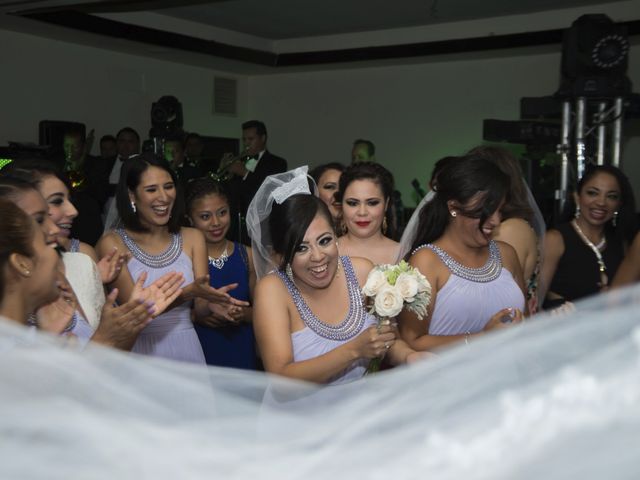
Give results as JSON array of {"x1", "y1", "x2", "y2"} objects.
[
  {"x1": 399, "y1": 154, "x2": 525, "y2": 351},
  {"x1": 249, "y1": 168, "x2": 420, "y2": 385},
  {"x1": 97, "y1": 153, "x2": 248, "y2": 364}
]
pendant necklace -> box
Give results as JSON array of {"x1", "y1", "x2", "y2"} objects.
[
  {"x1": 571, "y1": 220, "x2": 608, "y2": 288},
  {"x1": 208, "y1": 241, "x2": 229, "y2": 270}
]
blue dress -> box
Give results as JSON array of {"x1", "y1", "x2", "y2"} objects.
[{"x1": 195, "y1": 242, "x2": 257, "y2": 370}]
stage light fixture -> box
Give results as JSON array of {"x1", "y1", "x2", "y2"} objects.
[{"x1": 591, "y1": 34, "x2": 629, "y2": 69}]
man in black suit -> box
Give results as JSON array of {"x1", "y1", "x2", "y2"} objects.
[
  {"x1": 225, "y1": 120, "x2": 287, "y2": 242},
  {"x1": 84, "y1": 127, "x2": 140, "y2": 230},
  {"x1": 164, "y1": 134, "x2": 201, "y2": 192}
]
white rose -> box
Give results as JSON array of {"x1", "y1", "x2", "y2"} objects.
[
  {"x1": 415, "y1": 271, "x2": 431, "y2": 293},
  {"x1": 395, "y1": 272, "x2": 419, "y2": 302},
  {"x1": 374, "y1": 284, "x2": 404, "y2": 318},
  {"x1": 362, "y1": 269, "x2": 387, "y2": 297}
]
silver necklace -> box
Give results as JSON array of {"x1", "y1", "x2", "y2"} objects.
[
  {"x1": 571, "y1": 220, "x2": 608, "y2": 288},
  {"x1": 208, "y1": 241, "x2": 229, "y2": 270}
]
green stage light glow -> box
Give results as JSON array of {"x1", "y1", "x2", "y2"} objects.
[{"x1": 0, "y1": 158, "x2": 13, "y2": 170}]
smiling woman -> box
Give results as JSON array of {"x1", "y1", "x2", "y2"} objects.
[
  {"x1": 541, "y1": 165, "x2": 638, "y2": 308},
  {"x1": 335, "y1": 161, "x2": 400, "y2": 265},
  {"x1": 398, "y1": 154, "x2": 526, "y2": 352},
  {"x1": 248, "y1": 167, "x2": 418, "y2": 385},
  {"x1": 0, "y1": 199, "x2": 60, "y2": 326},
  {"x1": 96, "y1": 153, "x2": 249, "y2": 364}
]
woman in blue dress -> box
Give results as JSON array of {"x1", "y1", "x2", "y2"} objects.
[{"x1": 186, "y1": 178, "x2": 257, "y2": 369}]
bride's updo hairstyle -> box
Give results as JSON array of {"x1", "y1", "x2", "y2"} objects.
[
  {"x1": 407, "y1": 154, "x2": 510, "y2": 256},
  {"x1": 269, "y1": 194, "x2": 333, "y2": 271}
]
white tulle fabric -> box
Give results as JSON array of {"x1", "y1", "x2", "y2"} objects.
[
  {"x1": 396, "y1": 189, "x2": 435, "y2": 261},
  {"x1": 62, "y1": 252, "x2": 105, "y2": 329},
  {"x1": 2, "y1": 284, "x2": 640, "y2": 479},
  {"x1": 246, "y1": 166, "x2": 316, "y2": 279}
]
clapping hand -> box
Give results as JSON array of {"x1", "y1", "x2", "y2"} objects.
[
  {"x1": 188, "y1": 275, "x2": 250, "y2": 307},
  {"x1": 197, "y1": 302, "x2": 246, "y2": 328},
  {"x1": 97, "y1": 246, "x2": 129, "y2": 284},
  {"x1": 91, "y1": 286, "x2": 155, "y2": 350},
  {"x1": 130, "y1": 270, "x2": 185, "y2": 318},
  {"x1": 36, "y1": 274, "x2": 77, "y2": 334}
]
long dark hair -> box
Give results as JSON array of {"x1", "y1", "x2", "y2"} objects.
[
  {"x1": 1, "y1": 158, "x2": 73, "y2": 193},
  {"x1": 270, "y1": 194, "x2": 334, "y2": 270},
  {"x1": 407, "y1": 154, "x2": 510, "y2": 256},
  {"x1": 116, "y1": 152, "x2": 184, "y2": 233},
  {"x1": 309, "y1": 163, "x2": 345, "y2": 185},
  {"x1": 0, "y1": 199, "x2": 35, "y2": 301},
  {"x1": 467, "y1": 145, "x2": 534, "y2": 224},
  {"x1": 561, "y1": 164, "x2": 637, "y2": 244},
  {"x1": 0, "y1": 175, "x2": 40, "y2": 203},
  {"x1": 336, "y1": 161, "x2": 397, "y2": 239}
]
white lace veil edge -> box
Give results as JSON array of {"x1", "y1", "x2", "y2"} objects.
[
  {"x1": 396, "y1": 190, "x2": 435, "y2": 262},
  {"x1": 2, "y1": 284, "x2": 640, "y2": 479},
  {"x1": 525, "y1": 182, "x2": 548, "y2": 309},
  {"x1": 246, "y1": 166, "x2": 317, "y2": 279}
]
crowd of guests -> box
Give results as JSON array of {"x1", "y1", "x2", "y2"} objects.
[{"x1": 1, "y1": 120, "x2": 639, "y2": 387}]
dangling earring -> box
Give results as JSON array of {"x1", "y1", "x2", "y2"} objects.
[
  {"x1": 574, "y1": 205, "x2": 580, "y2": 219},
  {"x1": 131, "y1": 201, "x2": 137, "y2": 213},
  {"x1": 613, "y1": 211, "x2": 618, "y2": 227},
  {"x1": 450, "y1": 211, "x2": 457, "y2": 218},
  {"x1": 382, "y1": 217, "x2": 388, "y2": 235},
  {"x1": 285, "y1": 263, "x2": 294, "y2": 283},
  {"x1": 340, "y1": 221, "x2": 348, "y2": 236}
]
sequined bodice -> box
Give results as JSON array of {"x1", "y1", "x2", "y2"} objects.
[
  {"x1": 69, "y1": 238, "x2": 80, "y2": 253},
  {"x1": 277, "y1": 256, "x2": 365, "y2": 342},
  {"x1": 413, "y1": 240, "x2": 502, "y2": 282},
  {"x1": 116, "y1": 228, "x2": 183, "y2": 268}
]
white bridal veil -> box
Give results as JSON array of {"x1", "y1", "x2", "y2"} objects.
[{"x1": 2, "y1": 283, "x2": 640, "y2": 479}]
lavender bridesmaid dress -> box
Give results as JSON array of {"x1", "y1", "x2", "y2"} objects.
[
  {"x1": 414, "y1": 240, "x2": 525, "y2": 335},
  {"x1": 117, "y1": 229, "x2": 205, "y2": 364},
  {"x1": 276, "y1": 256, "x2": 376, "y2": 386}
]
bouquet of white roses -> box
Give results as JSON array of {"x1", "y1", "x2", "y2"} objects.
[{"x1": 362, "y1": 260, "x2": 431, "y2": 374}]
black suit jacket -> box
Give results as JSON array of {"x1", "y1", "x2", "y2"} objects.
[
  {"x1": 84, "y1": 155, "x2": 118, "y2": 208},
  {"x1": 226, "y1": 150, "x2": 287, "y2": 244},
  {"x1": 231, "y1": 150, "x2": 288, "y2": 216}
]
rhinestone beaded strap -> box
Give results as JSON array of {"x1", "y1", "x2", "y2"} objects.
[
  {"x1": 116, "y1": 228, "x2": 183, "y2": 269},
  {"x1": 69, "y1": 238, "x2": 80, "y2": 253},
  {"x1": 412, "y1": 240, "x2": 502, "y2": 283},
  {"x1": 277, "y1": 256, "x2": 365, "y2": 341}
]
